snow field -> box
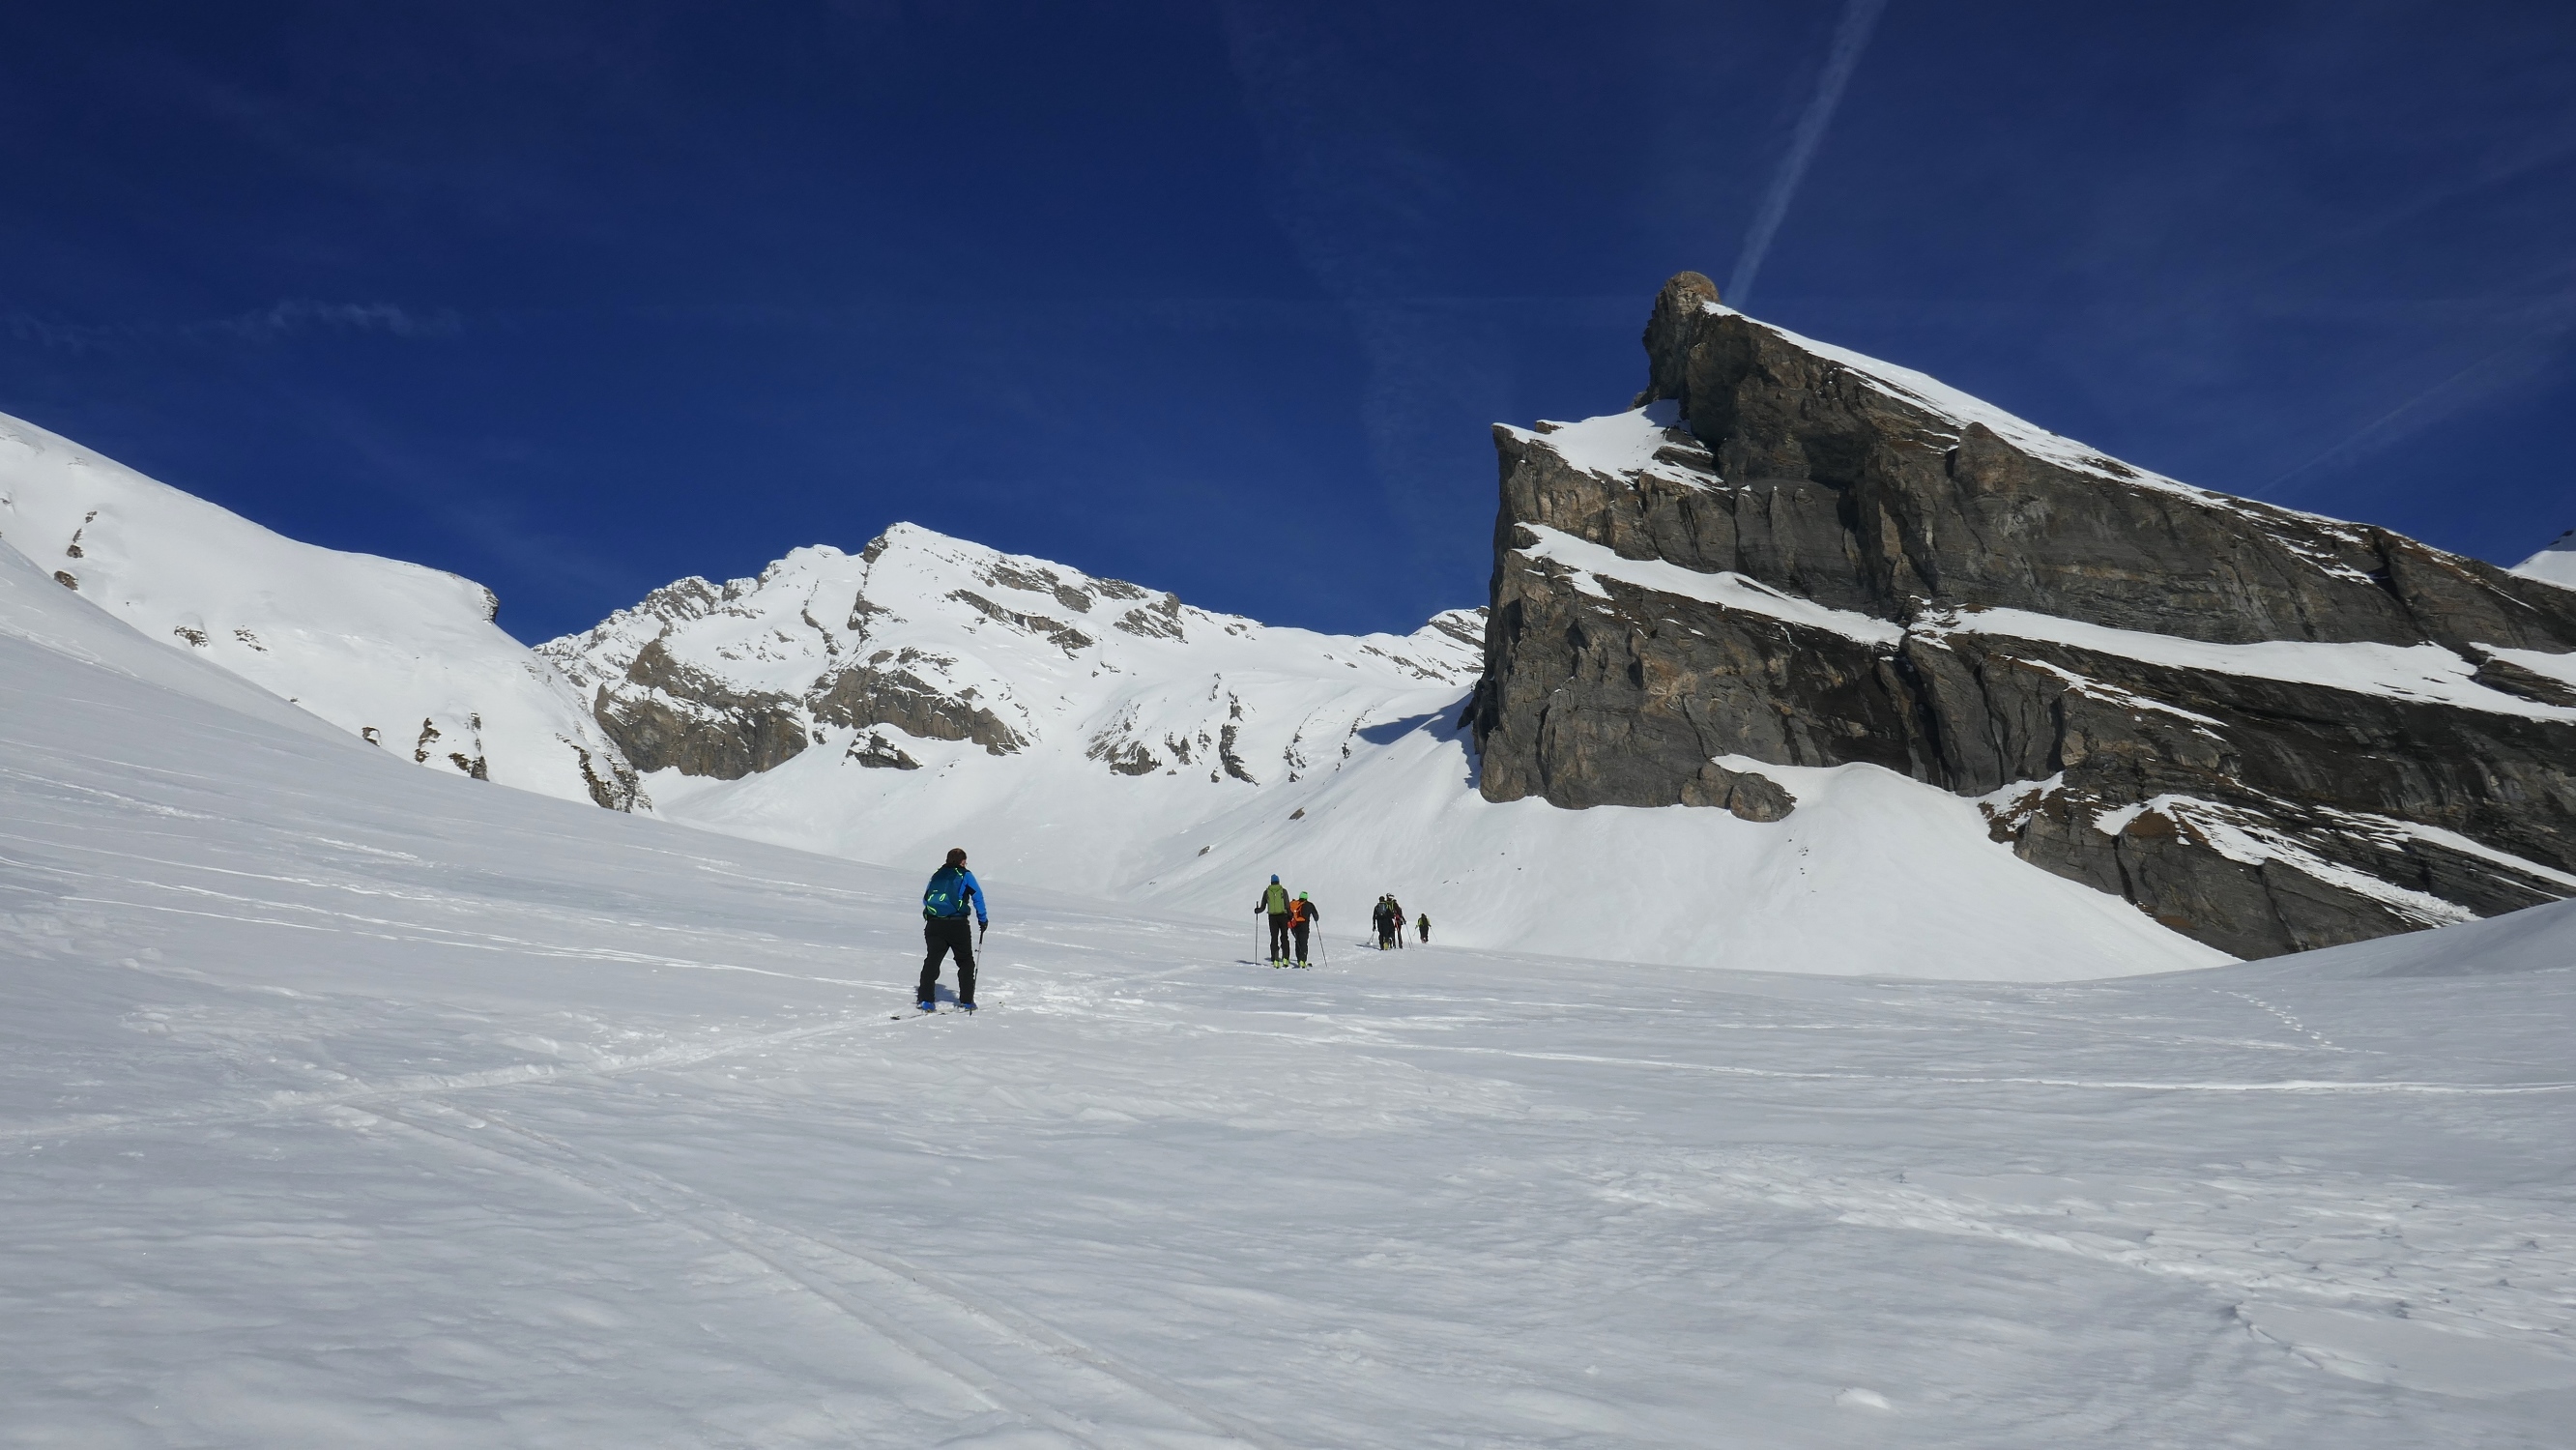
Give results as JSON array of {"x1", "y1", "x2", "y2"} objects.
[
  {"x1": 6, "y1": 525, "x2": 2575, "y2": 1446},
  {"x1": 0, "y1": 410, "x2": 634, "y2": 809}
]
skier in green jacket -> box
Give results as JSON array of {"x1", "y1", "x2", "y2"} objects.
[{"x1": 1255, "y1": 875, "x2": 1292, "y2": 964}]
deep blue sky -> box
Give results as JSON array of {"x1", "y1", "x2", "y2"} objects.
[{"x1": 5, "y1": 2, "x2": 2571, "y2": 643}]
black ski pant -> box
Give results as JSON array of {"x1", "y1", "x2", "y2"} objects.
[
  {"x1": 1267, "y1": 913, "x2": 1292, "y2": 960},
  {"x1": 1291, "y1": 923, "x2": 1310, "y2": 963},
  {"x1": 920, "y1": 915, "x2": 976, "y2": 1003},
  {"x1": 1417, "y1": 922, "x2": 1429, "y2": 943}
]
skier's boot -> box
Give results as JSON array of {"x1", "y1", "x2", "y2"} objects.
[
  {"x1": 916, "y1": 1000, "x2": 936, "y2": 1012},
  {"x1": 958, "y1": 1000, "x2": 977, "y2": 1013}
]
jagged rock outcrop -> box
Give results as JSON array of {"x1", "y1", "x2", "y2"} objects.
[
  {"x1": 807, "y1": 652, "x2": 1027, "y2": 755},
  {"x1": 596, "y1": 638, "x2": 811, "y2": 779},
  {"x1": 1471, "y1": 272, "x2": 2576, "y2": 958}
]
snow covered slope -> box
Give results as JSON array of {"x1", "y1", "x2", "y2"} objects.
[
  {"x1": 2232, "y1": 893, "x2": 2576, "y2": 981},
  {"x1": 544, "y1": 525, "x2": 2221, "y2": 979},
  {"x1": 2518, "y1": 528, "x2": 2576, "y2": 590},
  {"x1": 0, "y1": 409, "x2": 643, "y2": 810},
  {"x1": 6, "y1": 541, "x2": 2572, "y2": 1447}
]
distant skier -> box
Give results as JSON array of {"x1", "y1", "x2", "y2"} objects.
[
  {"x1": 1288, "y1": 892, "x2": 1319, "y2": 967},
  {"x1": 1387, "y1": 897, "x2": 1405, "y2": 949},
  {"x1": 1374, "y1": 896, "x2": 1397, "y2": 950},
  {"x1": 1416, "y1": 913, "x2": 1430, "y2": 944},
  {"x1": 1256, "y1": 875, "x2": 1292, "y2": 965},
  {"x1": 917, "y1": 847, "x2": 988, "y2": 1011}
]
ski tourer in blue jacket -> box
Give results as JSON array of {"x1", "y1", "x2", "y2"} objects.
[{"x1": 917, "y1": 848, "x2": 989, "y2": 1009}]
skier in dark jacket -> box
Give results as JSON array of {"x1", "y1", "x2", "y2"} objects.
[
  {"x1": 1256, "y1": 875, "x2": 1292, "y2": 964},
  {"x1": 1287, "y1": 892, "x2": 1319, "y2": 967},
  {"x1": 1416, "y1": 912, "x2": 1430, "y2": 944},
  {"x1": 1386, "y1": 896, "x2": 1405, "y2": 949},
  {"x1": 918, "y1": 847, "x2": 988, "y2": 1010}
]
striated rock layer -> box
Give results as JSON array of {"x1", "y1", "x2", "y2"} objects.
[{"x1": 1470, "y1": 272, "x2": 2576, "y2": 958}]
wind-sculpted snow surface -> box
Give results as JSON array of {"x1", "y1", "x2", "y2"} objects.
[
  {"x1": 544, "y1": 524, "x2": 2216, "y2": 978},
  {"x1": 0, "y1": 409, "x2": 643, "y2": 810},
  {"x1": 6, "y1": 532, "x2": 2574, "y2": 1447}
]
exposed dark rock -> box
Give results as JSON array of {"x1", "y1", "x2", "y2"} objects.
[
  {"x1": 1113, "y1": 594, "x2": 1188, "y2": 641},
  {"x1": 946, "y1": 590, "x2": 1094, "y2": 654},
  {"x1": 1428, "y1": 607, "x2": 1490, "y2": 651},
  {"x1": 807, "y1": 658, "x2": 1025, "y2": 756},
  {"x1": 1097, "y1": 741, "x2": 1159, "y2": 777},
  {"x1": 1680, "y1": 762, "x2": 1797, "y2": 822},
  {"x1": 2465, "y1": 647, "x2": 2576, "y2": 708},
  {"x1": 563, "y1": 738, "x2": 646, "y2": 809},
  {"x1": 1218, "y1": 718, "x2": 1256, "y2": 783},
  {"x1": 1472, "y1": 272, "x2": 2576, "y2": 958},
  {"x1": 597, "y1": 639, "x2": 811, "y2": 779},
  {"x1": 846, "y1": 730, "x2": 921, "y2": 770}
]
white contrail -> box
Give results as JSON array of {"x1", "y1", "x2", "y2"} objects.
[{"x1": 1727, "y1": 0, "x2": 1892, "y2": 307}]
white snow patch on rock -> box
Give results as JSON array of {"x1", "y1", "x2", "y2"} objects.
[
  {"x1": 1930, "y1": 606, "x2": 2576, "y2": 721},
  {"x1": 1513, "y1": 524, "x2": 1906, "y2": 647}
]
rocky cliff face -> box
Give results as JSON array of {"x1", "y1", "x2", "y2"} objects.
[{"x1": 1470, "y1": 273, "x2": 2576, "y2": 958}]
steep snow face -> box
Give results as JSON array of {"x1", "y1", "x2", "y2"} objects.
[
  {"x1": 546, "y1": 525, "x2": 2224, "y2": 979},
  {"x1": 2517, "y1": 528, "x2": 2576, "y2": 590},
  {"x1": 0, "y1": 410, "x2": 643, "y2": 810}
]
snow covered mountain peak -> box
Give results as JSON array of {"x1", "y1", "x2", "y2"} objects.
[
  {"x1": 2516, "y1": 527, "x2": 2576, "y2": 591},
  {"x1": 0, "y1": 409, "x2": 644, "y2": 810},
  {"x1": 538, "y1": 521, "x2": 1485, "y2": 790}
]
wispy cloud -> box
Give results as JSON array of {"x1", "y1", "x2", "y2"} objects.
[
  {"x1": 5, "y1": 299, "x2": 462, "y2": 353},
  {"x1": 1726, "y1": 0, "x2": 1890, "y2": 307},
  {"x1": 1218, "y1": 0, "x2": 1519, "y2": 578},
  {"x1": 2260, "y1": 271, "x2": 2576, "y2": 498}
]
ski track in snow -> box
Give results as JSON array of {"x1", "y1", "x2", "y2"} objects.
[{"x1": 8, "y1": 563, "x2": 2576, "y2": 1445}]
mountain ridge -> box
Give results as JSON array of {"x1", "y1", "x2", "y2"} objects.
[{"x1": 0, "y1": 409, "x2": 645, "y2": 811}]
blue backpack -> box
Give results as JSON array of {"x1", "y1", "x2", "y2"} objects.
[{"x1": 923, "y1": 866, "x2": 973, "y2": 919}]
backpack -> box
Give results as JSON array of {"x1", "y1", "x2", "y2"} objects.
[{"x1": 923, "y1": 866, "x2": 972, "y2": 919}]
